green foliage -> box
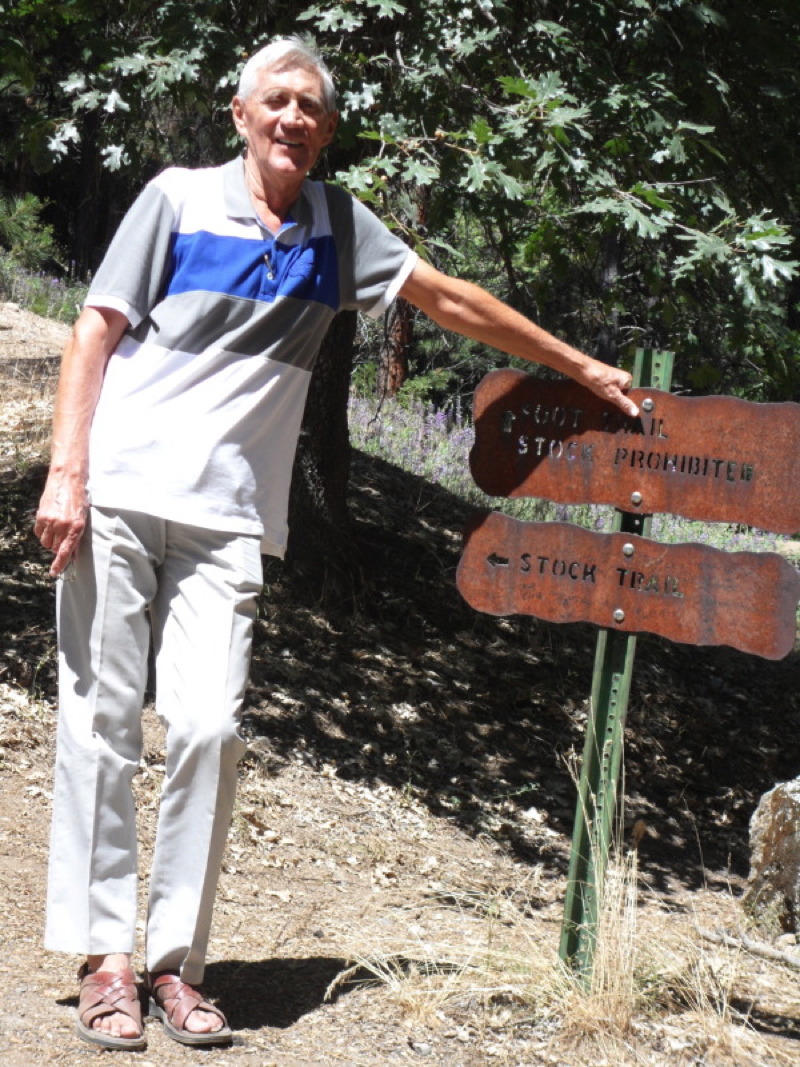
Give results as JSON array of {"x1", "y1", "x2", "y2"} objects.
[
  {"x1": 0, "y1": 193, "x2": 60, "y2": 269},
  {"x1": 0, "y1": 253, "x2": 87, "y2": 322},
  {"x1": 394, "y1": 366, "x2": 459, "y2": 408},
  {"x1": 302, "y1": 0, "x2": 800, "y2": 400},
  {"x1": 1, "y1": 0, "x2": 237, "y2": 175},
  {"x1": 351, "y1": 358, "x2": 379, "y2": 398},
  {"x1": 0, "y1": 0, "x2": 798, "y2": 400}
]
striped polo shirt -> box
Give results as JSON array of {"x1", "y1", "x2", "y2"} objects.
[{"x1": 85, "y1": 157, "x2": 417, "y2": 555}]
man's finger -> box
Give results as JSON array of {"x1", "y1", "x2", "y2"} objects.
[
  {"x1": 49, "y1": 539, "x2": 76, "y2": 578},
  {"x1": 616, "y1": 392, "x2": 639, "y2": 418},
  {"x1": 34, "y1": 514, "x2": 53, "y2": 546}
]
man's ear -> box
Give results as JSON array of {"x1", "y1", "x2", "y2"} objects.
[
  {"x1": 231, "y1": 96, "x2": 247, "y2": 139},
  {"x1": 321, "y1": 110, "x2": 339, "y2": 147}
]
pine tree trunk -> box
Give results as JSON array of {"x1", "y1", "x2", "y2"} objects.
[
  {"x1": 377, "y1": 295, "x2": 414, "y2": 398},
  {"x1": 278, "y1": 309, "x2": 362, "y2": 604},
  {"x1": 595, "y1": 231, "x2": 621, "y2": 365},
  {"x1": 72, "y1": 112, "x2": 103, "y2": 276}
]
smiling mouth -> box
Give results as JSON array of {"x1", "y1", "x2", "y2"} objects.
[{"x1": 276, "y1": 138, "x2": 304, "y2": 148}]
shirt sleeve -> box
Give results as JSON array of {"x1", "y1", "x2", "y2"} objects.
[
  {"x1": 85, "y1": 173, "x2": 178, "y2": 329},
  {"x1": 325, "y1": 185, "x2": 418, "y2": 319}
]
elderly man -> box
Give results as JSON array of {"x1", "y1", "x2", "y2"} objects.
[{"x1": 34, "y1": 37, "x2": 636, "y2": 1050}]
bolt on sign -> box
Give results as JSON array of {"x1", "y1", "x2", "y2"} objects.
[
  {"x1": 458, "y1": 512, "x2": 800, "y2": 660},
  {"x1": 469, "y1": 368, "x2": 800, "y2": 533}
]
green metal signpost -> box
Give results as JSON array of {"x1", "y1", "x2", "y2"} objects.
[{"x1": 559, "y1": 348, "x2": 672, "y2": 976}]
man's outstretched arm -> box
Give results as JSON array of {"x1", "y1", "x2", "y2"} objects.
[{"x1": 400, "y1": 258, "x2": 638, "y2": 418}]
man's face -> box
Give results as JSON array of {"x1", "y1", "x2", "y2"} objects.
[{"x1": 232, "y1": 65, "x2": 338, "y2": 192}]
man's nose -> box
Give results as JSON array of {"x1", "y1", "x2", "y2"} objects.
[{"x1": 281, "y1": 98, "x2": 305, "y2": 123}]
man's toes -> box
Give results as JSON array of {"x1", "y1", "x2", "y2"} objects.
[
  {"x1": 95, "y1": 1012, "x2": 138, "y2": 1038},
  {"x1": 184, "y1": 1008, "x2": 222, "y2": 1034}
]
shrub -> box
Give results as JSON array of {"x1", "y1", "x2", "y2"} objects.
[
  {"x1": 0, "y1": 254, "x2": 87, "y2": 323},
  {"x1": 0, "y1": 192, "x2": 60, "y2": 271}
]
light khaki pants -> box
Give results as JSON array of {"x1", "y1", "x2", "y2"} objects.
[{"x1": 45, "y1": 507, "x2": 263, "y2": 983}]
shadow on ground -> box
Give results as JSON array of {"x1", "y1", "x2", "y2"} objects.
[
  {"x1": 206, "y1": 957, "x2": 360, "y2": 1030},
  {"x1": 3, "y1": 449, "x2": 799, "y2": 900},
  {"x1": 247, "y1": 450, "x2": 800, "y2": 896}
]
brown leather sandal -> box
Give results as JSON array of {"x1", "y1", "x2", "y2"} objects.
[
  {"x1": 76, "y1": 963, "x2": 146, "y2": 1050},
  {"x1": 147, "y1": 972, "x2": 232, "y2": 1046}
]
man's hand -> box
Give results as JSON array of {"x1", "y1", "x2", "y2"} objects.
[
  {"x1": 579, "y1": 359, "x2": 639, "y2": 418},
  {"x1": 34, "y1": 474, "x2": 88, "y2": 578}
]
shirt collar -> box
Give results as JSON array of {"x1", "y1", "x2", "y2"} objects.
[{"x1": 223, "y1": 157, "x2": 254, "y2": 220}]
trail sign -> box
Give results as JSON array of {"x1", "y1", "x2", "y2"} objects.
[
  {"x1": 470, "y1": 369, "x2": 800, "y2": 534},
  {"x1": 457, "y1": 512, "x2": 800, "y2": 660},
  {"x1": 457, "y1": 349, "x2": 800, "y2": 979}
]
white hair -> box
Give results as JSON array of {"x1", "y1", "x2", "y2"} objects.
[{"x1": 236, "y1": 37, "x2": 336, "y2": 111}]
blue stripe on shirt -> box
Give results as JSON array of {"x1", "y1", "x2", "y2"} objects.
[{"x1": 164, "y1": 230, "x2": 339, "y2": 310}]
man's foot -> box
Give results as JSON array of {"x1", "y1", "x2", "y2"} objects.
[
  {"x1": 147, "y1": 971, "x2": 232, "y2": 1046},
  {"x1": 77, "y1": 953, "x2": 145, "y2": 1050}
]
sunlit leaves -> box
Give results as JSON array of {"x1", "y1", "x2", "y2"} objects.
[
  {"x1": 401, "y1": 159, "x2": 440, "y2": 186},
  {"x1": 298, "y1": 5, "x2": 364, "y2": 33},
  {"x1": 299, "y1": 0, "x2": 406, "y2": 32},
  {"x1": 464, "y1": 158, "x2": 524, "y2": 199},
  {"x1": 1, "y1": 0, "x2": 797, "y2": 399},
  {"x1": 580, "y1": 194, "x2": 668, "y2": 240},
  {"x1": 100, "y1": 144, "x2": 129, "y2": 171},
  {"x1": 341, "y1": 82, "x2": 381, "y2": 117},
  {"x1": 302, "y1": 0, "x2": 799, "y2": 400}
]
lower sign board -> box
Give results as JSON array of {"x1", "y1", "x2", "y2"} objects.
[
  {"x1": 470, "y1": 370, "x2": 800, "y2": 534},
  {"x1": 457, "y1": 511, "x2": 800, "y2": 660}
]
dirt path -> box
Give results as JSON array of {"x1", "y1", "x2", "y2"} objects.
[
  {"x1": 4, "y1": 689, "x2": 800, "y2": 1067},
  {"x1": 1, "y1": 303, "x2": 799, "y2": 1065},
  {"x1": 1, "y1": 693, "x2": 558, "y2": 1067}
]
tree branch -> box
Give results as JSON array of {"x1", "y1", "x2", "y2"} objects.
[{"x1": 695, "y1": 926, "x2": 800, "y2": 971}]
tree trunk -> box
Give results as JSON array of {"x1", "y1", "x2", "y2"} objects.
[
  {"x1": 377, "y1": 295, "x2": 414, "y2": 398},
  {"x1": 595, "y1": 231, "x2": 621, "y2": 365},
  {"x1": 72, "y1": 111, "x2": 103, "y2": 276},
  {"x1": 277, "y1": 309, "x2": 362, "y2": 605}
]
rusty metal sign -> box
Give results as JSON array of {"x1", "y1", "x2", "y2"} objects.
[
  {"x1": 457, "y1": 511, "x2": 800, "y2": 659},
  {"x1": 470, "y1": 369, "x2": 800, "y2": 534}
]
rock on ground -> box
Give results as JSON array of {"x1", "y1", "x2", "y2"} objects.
[{"x1": 745, "y1": 778, "x2": 800, "y2": 935}]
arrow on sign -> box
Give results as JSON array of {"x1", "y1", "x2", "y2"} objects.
[{"x1": 487, "y1": 553, "x2": 510, "y2": 568}]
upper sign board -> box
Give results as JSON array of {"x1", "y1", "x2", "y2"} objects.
[{"x1": 470, "y1": 370, "x2": 800, "y2": 534}]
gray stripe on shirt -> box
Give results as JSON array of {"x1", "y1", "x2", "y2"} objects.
[{"x1": 128, "y1": 290, "x2": 337, "y2": 370}]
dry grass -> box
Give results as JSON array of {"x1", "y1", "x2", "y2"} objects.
[
  {"x1": 0, "y1": 390, "x2": 55, "y2": 470},
  {"x1": 331, "y1": 846, "x2": 799, "y2": 1065},
  {"x1": 557, "y1": 851, "x2": 641, "y2": 1036},
  {"x1": 0, "y1": 302, "x2": 65, "y2": 470}
]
